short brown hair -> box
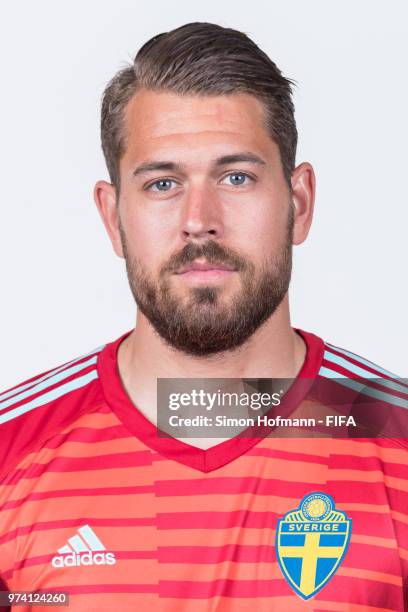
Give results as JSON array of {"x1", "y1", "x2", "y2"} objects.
[{"x1": 100, "y1": 22, "x2": 297, "y2": 194}]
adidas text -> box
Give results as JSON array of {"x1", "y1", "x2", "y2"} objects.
[{"x1": 51, "y1": 551, "x2": 116, "y2": 567}]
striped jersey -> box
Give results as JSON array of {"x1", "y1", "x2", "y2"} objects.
[{"x1": 0, "y1": 328, "x2": 407, "y2": 611}]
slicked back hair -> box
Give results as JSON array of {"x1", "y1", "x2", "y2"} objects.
[{"x1": 100, "y1": 22, "x2": 298, "y2": 195}]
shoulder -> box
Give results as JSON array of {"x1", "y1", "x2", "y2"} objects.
[
  {"x1": 320, "y1": 339, "x2": 401, "y2": 380},
  {"x1": 0, "y1": 343, "x2": 106, "y2": 479},
  {"x1": 317, "y1": 337, "x2": 407, "y2": 443}
]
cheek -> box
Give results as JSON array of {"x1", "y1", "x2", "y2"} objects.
[
  {"x1": 120, "y1": 198, "x2": 168, "y2": 258},
  {"x1": 121, "y1": 189, "x2": 176, "y2": 240},
  {"x1": 243, "y1": 210, "x2": 289, "y2": 266},
  {"x1": 236, "y1": 198, "x2": 286, "y2": 244}
]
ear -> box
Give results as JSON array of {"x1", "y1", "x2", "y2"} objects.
[
  {"x1": 93, "y1": 180, "x2": 124, "y2": 258},
  {"x1": 290, "y1": 162, "x2": 316, "y2": 245}
]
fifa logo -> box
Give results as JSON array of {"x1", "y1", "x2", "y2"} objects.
[{"x1": 276, "y1": 492, "x2": 352, "y2": 599}]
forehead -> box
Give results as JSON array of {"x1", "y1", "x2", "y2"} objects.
[{"x1": 121, "y1": 89, "x2": 278, "y2": 164}]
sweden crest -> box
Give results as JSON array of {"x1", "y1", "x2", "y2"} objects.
[{"x1": 276, "y1": 492, "x2": 352, "y2": 599}]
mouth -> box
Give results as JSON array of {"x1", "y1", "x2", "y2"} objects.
[
  {"x1": 175, "y1": 260, "x2": 236, "y2": 274},
  {"x1": 174, "y1": 260, "x2": 237, "y2": 283}
]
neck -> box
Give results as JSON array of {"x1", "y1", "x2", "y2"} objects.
[
  {"x1": 117, "y1": 296, "x2": 306, "y2": 445},
  {"x1": 118, "y1": 295, "x2": 306, "y2": 394}
]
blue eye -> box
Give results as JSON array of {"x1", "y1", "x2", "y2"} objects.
[
  {"x1": 230, "y1": 174, "x2": 246, "y2": 185},
  {"x1": 224, "y1": 173, "x2": 252, "y2": 186},
  {"x1": 149, "y1": 179, "x2": 175, "y2": 191}
]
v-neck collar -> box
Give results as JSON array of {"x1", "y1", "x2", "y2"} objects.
[{"x1": 97, "y1": 328, "x2": 325, "y2": 472}]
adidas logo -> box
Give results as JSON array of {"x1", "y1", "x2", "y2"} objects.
[{"x1": 51, "y1": 524, "x2": 116, "y2": 568}]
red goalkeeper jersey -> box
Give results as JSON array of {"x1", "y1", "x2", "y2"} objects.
[{"x1": 0, "y1": 329, "x2": 407, "y2": 611}]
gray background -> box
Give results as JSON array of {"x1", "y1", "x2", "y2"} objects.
[{"x1": 1, "y1": 0, "x2": 406, "y2": 389}]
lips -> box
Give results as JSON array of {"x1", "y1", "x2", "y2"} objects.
[{"x1": 175, "y1": 261, "x2": 236, "y2": 274}]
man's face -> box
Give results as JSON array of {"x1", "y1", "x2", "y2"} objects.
[{"x1": 115, "y1": 90, "x2": 294, "y2": 356}]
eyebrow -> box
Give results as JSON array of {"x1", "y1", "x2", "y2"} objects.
[{"x1": 132, "y1": 152, "x2": 266, "y2": 178}]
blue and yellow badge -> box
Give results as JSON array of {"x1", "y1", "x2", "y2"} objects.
[{"x1": 276, "y1": 492, "x2": 352, "y2": 600}]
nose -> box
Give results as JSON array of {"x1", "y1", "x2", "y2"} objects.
[{"x1": 180, "y1": 183, "x2": 224, "y2": 242}]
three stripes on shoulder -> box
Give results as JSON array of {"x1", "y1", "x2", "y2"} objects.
[
  {"x1": 0, "y1": 345, "x2": 104, "y2": 425},
  {"x1": 321, "y1": 343, "x2": 407, "y2": 409}
]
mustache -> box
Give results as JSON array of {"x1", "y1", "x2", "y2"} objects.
[{"x1": 164, "y1": 241, "x2": 245, "y2": 275}]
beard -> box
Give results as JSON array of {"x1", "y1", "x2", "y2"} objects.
[{"x1": 119, "y1": 206, "x2": 294, "y2": 357}]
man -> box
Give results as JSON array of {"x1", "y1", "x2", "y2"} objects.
[{"x1": 0, "y1": 22, "x2": 407, "y2": 611}]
